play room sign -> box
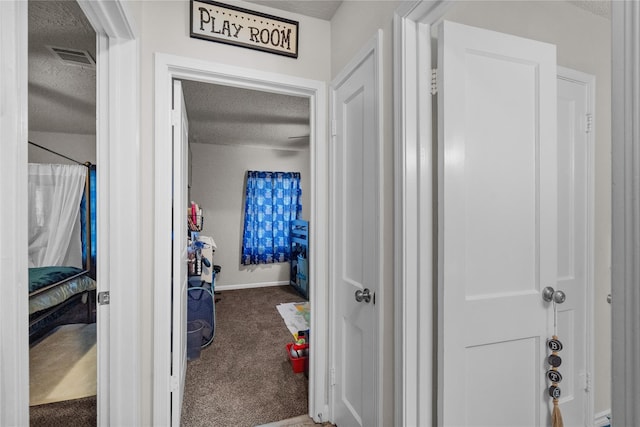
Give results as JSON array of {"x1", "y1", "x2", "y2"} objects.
[{"x1": 190, "y1": 0, "x2": 299, "y2": 58}]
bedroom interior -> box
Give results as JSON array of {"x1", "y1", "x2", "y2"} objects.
[
  {"x1": 180, "y1": 78, "x2": 313, "y2": 425},
  {"x1": 27, "y1": 0, "x2": 98, "y2": 422}
]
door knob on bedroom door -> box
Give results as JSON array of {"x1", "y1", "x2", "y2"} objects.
[
  {"x1": 542, "y1": 286, "x2": 566, "y2": 304},
  {"x1": 355, "y1": 288, "x2": 372, "y2": 303}
]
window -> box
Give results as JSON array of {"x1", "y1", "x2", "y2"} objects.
[{"x1": 241, "y1": 171, "x2": 302, "y2": 265}]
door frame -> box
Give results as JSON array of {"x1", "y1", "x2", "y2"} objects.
[
  {"x1": 557, "y1": 65, "x2": 596, "y2": 424},
  {"x1": 152, "y1": 53, "x2": 329, "y2": 424},
  {"x1": 394, "y1": 1, "x2": 621, "y2": 426},
  {"x1": 611, "y1": 2, "x2": 640, "y2": 425},
  {"x1": 393, "y1": 3, "x2": 449, "y2": 425},
  {"x1": 0, "y1": 0, "x2": 140, "y2": 425}
]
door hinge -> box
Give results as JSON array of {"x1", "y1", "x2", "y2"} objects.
[
  {"x1": 97, "y1": 291, "x2": 110, "y2": 305},
  {"x1": 585, "y1": 372, "x2": 592, "y2": 392},
  {"x1": 330, "y1": 368, "x2": 336, "y2": 386},
  {"x1": 171, "y1": 109, "x2": 180, "y2": 126},
  {"x1": 331, "y1": 119, "x2": 337, "y2": 137},
  {"x1": 585, "y1": 113, "x2": 593, "y2": 133},
  {"x1": 430, "y1": 68, "x2": 438, "y2": 95},
  {"x1": 170, "y1": 375, "x2": 179, "y2": 392}
]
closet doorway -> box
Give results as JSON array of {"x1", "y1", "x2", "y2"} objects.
[{"x1": 153, "y1": 54, "x2": 329, "y2": 425}]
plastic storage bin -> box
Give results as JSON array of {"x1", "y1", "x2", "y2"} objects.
[
  {"x1": 286, "y1": 342, "x2": 309, "y2": 374},
  {"x1": 187, "y1": 320, "x2": 204, "y2": 360}
]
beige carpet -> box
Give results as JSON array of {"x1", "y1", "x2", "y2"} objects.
[
  {"x1": 256, "y1": 414, "x2": 335, "y2": 426},
  {"x1": 181, "y1": 286, "x2": 310, "y2": 427},
  {"x1": 29, "y1": 323, "x2": 97, "y2": 406}
]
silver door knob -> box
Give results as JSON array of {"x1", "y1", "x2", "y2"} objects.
[
  {"x1": 542, "y1": 286, "x2": 566, "y2": 304},
  {"x1": 355, "y1": 288, "x2": 372, "y2": 303}
]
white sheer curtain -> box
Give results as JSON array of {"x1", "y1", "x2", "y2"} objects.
[{"x1": 28, "y1": 164, "x2": 87, "y2": 268}]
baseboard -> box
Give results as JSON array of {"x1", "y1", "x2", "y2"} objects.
[
  {"x1": 594, "y1": 410, "x2": 611, "y2": 427},
  {"x1": 215, "y1": 281, "x2": 289, "y2": 292}
]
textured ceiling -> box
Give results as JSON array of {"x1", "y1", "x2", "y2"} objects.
[
  {"x1": 567, "y1": 0, "x2": 611, "y2": 19},
  {"x1": 27, "y1": 0, "x2": 313, "y2": 149},
  {"x1": 28, "y1": 0, "x2": 96, "y2": 135},
  {"x1": 244, "y1": 0, "x2": 343, "y2": 20},
  {"x1": 181, "y1": 81, "x2": 310, "y2": 149},
  {"x1": 28, "y1": 0, "x2": 610, "y2": 146}
]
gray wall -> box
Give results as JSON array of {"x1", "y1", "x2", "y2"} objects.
[
  {"x1": 189, "y1": 142, "x2": 310, "y2": 290},
  {"x1": 28, "y1": 131, "x2": 96, "y2": 164}
]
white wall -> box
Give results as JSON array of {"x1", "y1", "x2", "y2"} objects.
[
  {"x1": 442, "y1": 1, "x2": 612, "y2": 415},
  {"x1": 189, "y1": 142, "x2": 310, "y2": 289},
  {"x1": 134, "y1": 1, "x2": 330, "y2": 423},
  {"x1": 27, "y1": 131, "x2": 96, "y2": 164}
]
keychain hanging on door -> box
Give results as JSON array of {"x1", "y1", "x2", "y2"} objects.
[{"x1": 547, "y1": 298, "x2": 565, "y2": 427}]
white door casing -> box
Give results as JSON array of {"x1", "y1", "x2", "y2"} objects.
[
  {"x1": 0, "y1": 1, "x2": 140, "y2": 425},
  {"x1": 171, "y1": 80, "x2": 189, "y2": 425},
  {"x1": 0, "y1": 3, "x2": 29, "y2": 425},
  {"x1": 437, "y1": 20, "x2": 557, "y2": 426},
  {"x1": 154, "y1": 55, "x2": 329, "y2": 424},
  {"x1": 330, "y1": 31, "x2": 383, "y2": 427},
  {"x1": 556, "y1": 67, "x2": 596, "y2": 426}
]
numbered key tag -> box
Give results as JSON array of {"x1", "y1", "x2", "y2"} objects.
[
  {"x1": 547, "y1": 338, "x2": 563, "y2": 352},
  {"x1": 548, "y1": 354, "x2": 562, "y2": 368},
  {"x1": 547, "y1": 370, "x2": 563, "y2": 383},
  {"x1": 548, "y1": 385, "x2": 562, "y2": 399}
]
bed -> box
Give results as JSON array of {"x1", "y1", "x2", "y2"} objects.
[{"x1": 28, "y1": 159, "x2": 97, "y2": 345}]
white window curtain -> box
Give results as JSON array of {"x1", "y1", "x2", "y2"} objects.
[{"x1": 28, "y1": 164, "x2": 87, "y2": 268}]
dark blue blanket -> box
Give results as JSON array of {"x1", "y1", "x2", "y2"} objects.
[{"x1": 28, "y1": 266, "x2": 83, "y2": 294}]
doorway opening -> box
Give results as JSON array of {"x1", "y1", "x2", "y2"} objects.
[
  {"x1": 179, "y1": 79, "x2": 313, "y2": 425},
  {"x1": 27, "y1": 0, "x2": 98, "y2": 424},
  {"x1": 153, "y1": 54, "x2": 329, "y2": 426}
]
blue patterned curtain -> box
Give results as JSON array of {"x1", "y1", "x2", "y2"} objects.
[
  {"x1": 242, "y1": 171, "x2": 302, "y2": 265},
  {"x1": 80, "y1": 166, "x2": 97, "y2": 270}
]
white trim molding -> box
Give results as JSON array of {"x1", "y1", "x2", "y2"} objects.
[
  {"x1": 611, "y1": 1, "x2": 640, "y2": 426},
  {"x1": 0, "y1": 2, "x2": 29, "y2": 425},
  {"x1": 557, "y1": 65, "x2": 597, "y2": 426},
  {"x1": 153, "y1": 54, "x2": 328, "y2": 425},
  {"x1": 393, "y1": 2, "x2": 450, "y2": 426},
  {"x1": 78, "y1": 1, "x2": 141, "y2": 425}
]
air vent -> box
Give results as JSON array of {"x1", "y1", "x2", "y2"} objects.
[{"x1": 46, "y1": 45, "x2": 95, "y2": 68}]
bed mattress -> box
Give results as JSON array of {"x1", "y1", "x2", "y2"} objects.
[{"x1": 29, "y1": 266, "x2": 96, "y2": 315}]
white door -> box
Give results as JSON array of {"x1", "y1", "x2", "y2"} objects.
[
  {"x1": 556, "y1": 68, "x2": 594, "y2": 426},
  {"x1": 437, "y1": 21, "x2": 557, "y2": 426},
  {"x1": 331, "y1": 34, "x2": 381, "y2": 427},
  {"x1": 171, "y1": 79, "x2": 189, "y2": 426}
]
